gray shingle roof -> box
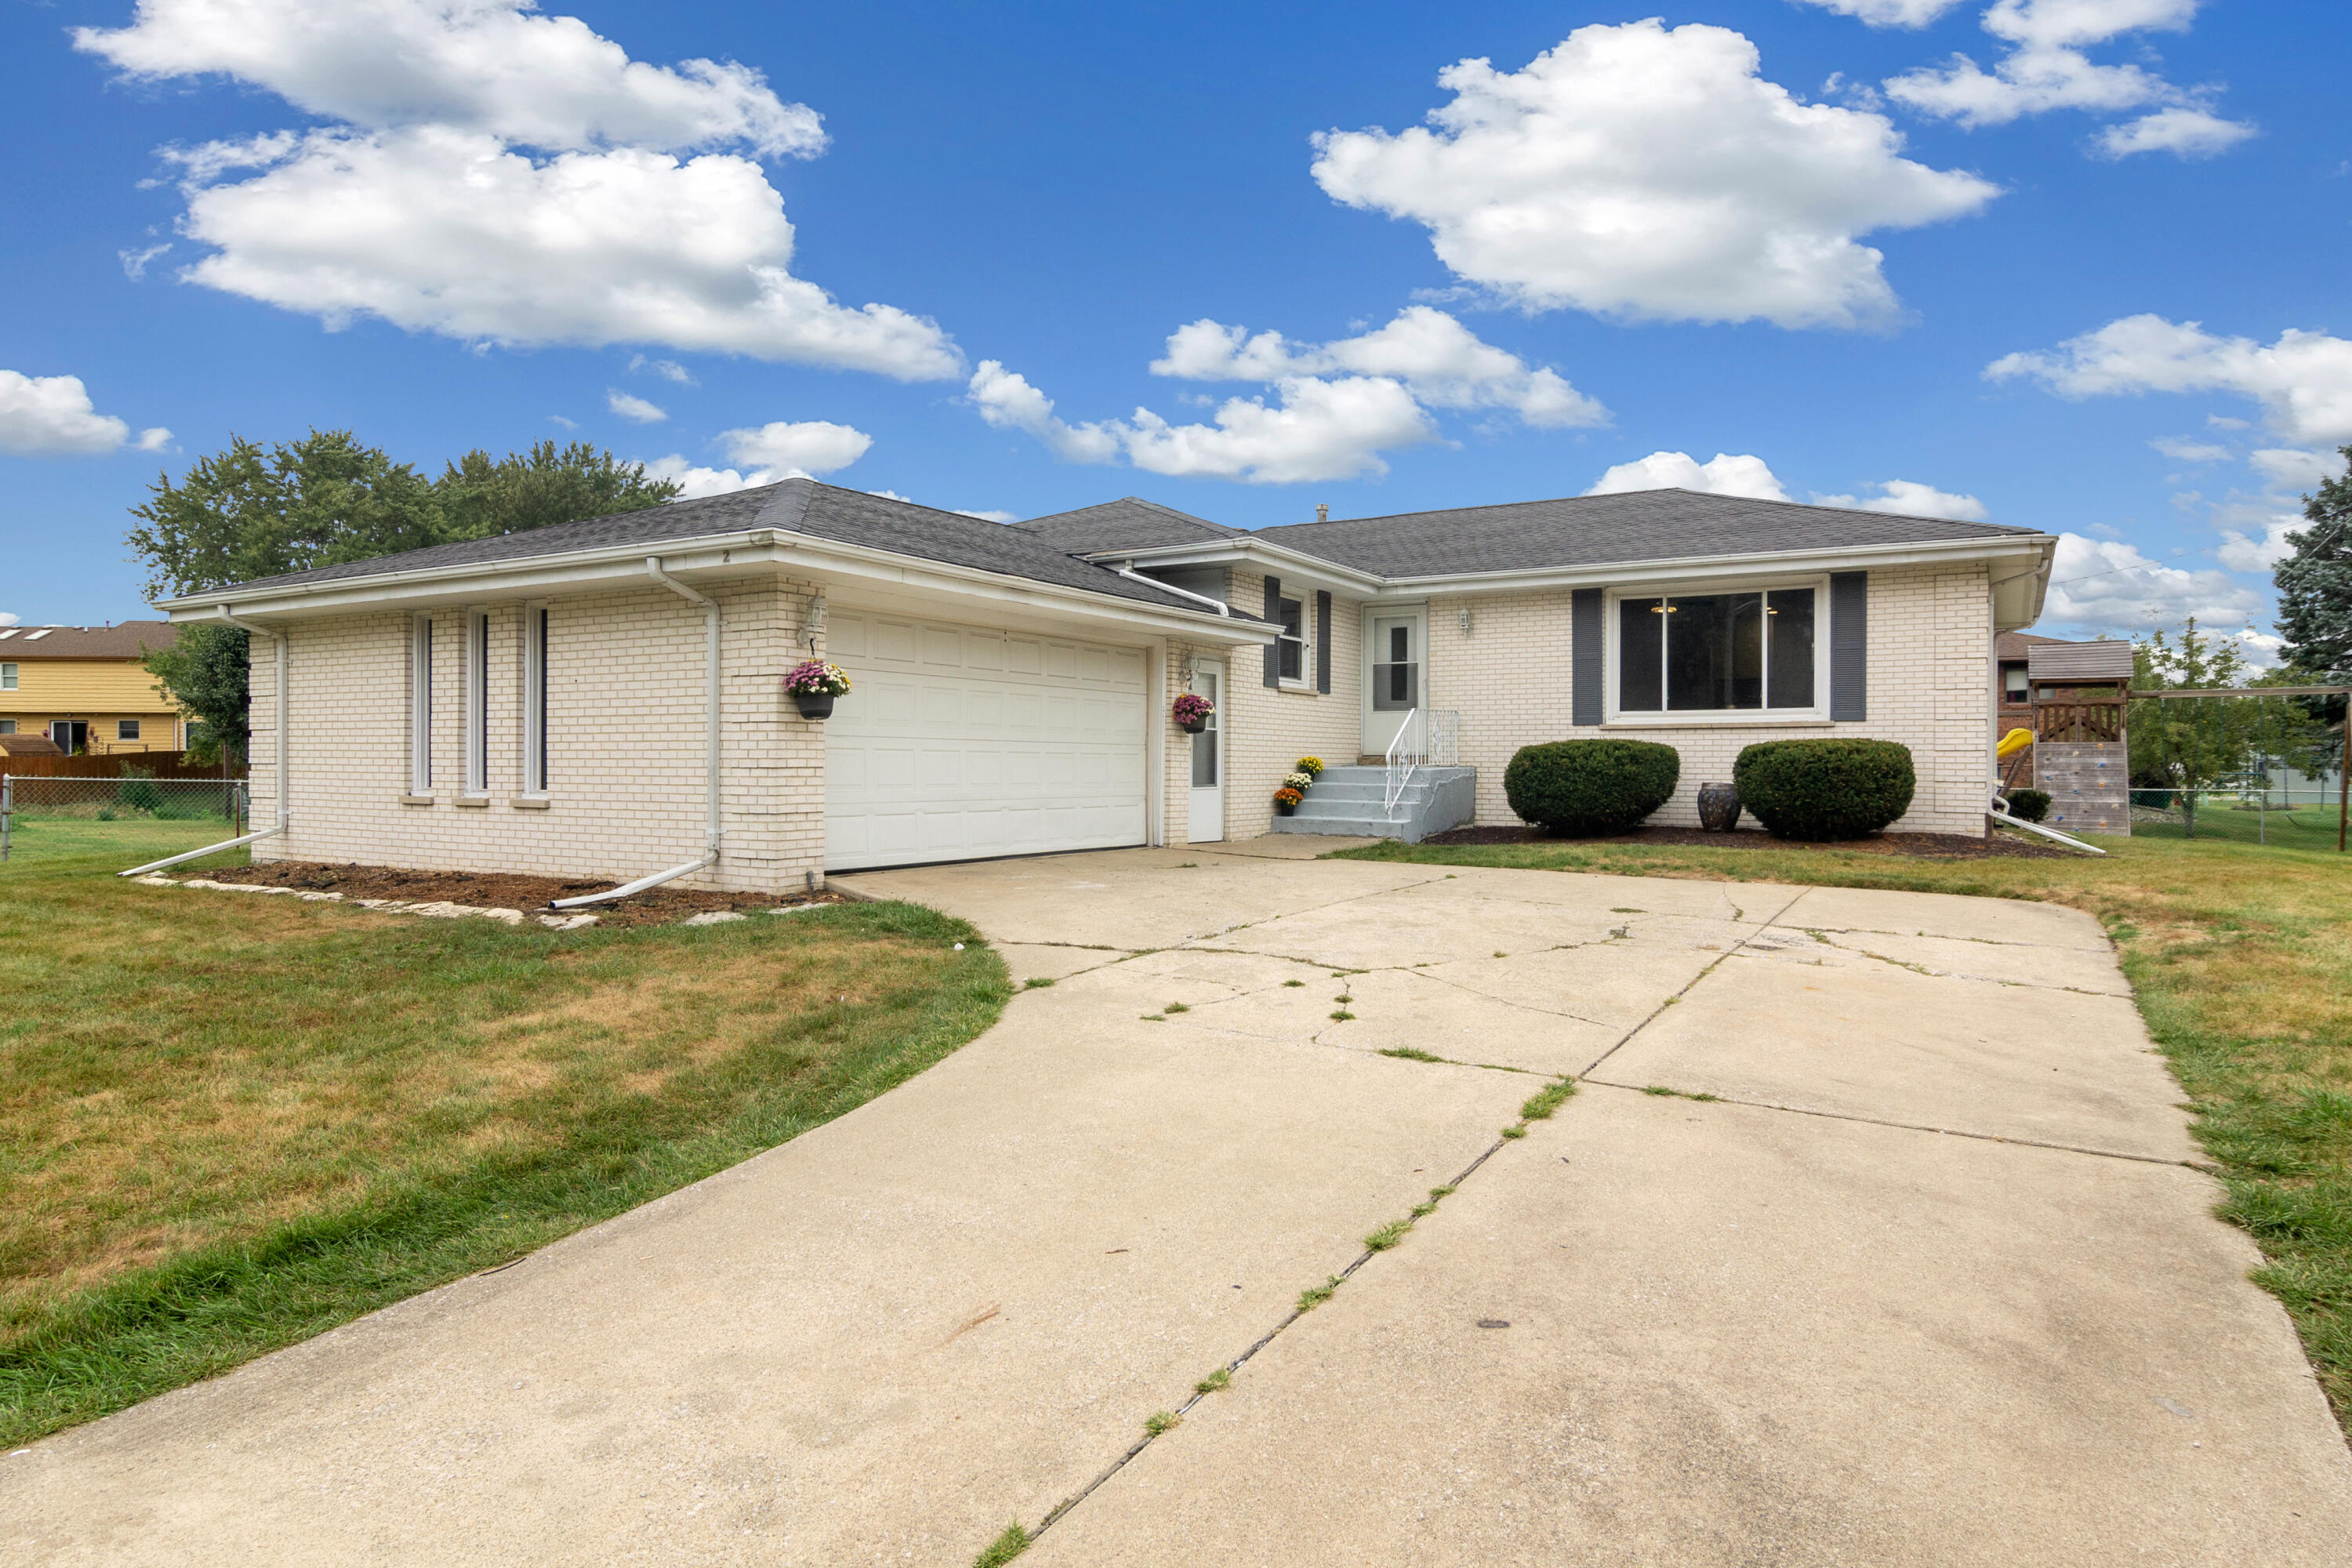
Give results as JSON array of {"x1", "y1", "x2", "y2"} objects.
[
  {"x1": 1015, "y1": 497, "x2": 1243, "y2": 554},
  {"x1": 202, "y1": 480, "x2": 1226, "y2": 617},
  {"x1": 1247, "y1": 488, "x2": 2040, "y2": 578}
]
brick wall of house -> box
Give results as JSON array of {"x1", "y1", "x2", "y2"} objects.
[
  {"x1": 249, "y1": 576, "x2": 829, "y2": 892},
  {"x1": 1215, "y1": 571, "x2": 1363, "y2": 842},
  {"x1": 1418, "y1": 561, "x2": 1994, "y2": 837}
]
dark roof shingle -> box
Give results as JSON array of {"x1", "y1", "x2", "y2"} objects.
[
  {"x1": 1014, "y1": 497, "x2": 1243, "y2": 554},
  {"x1": 0, "y1": 621, "x2": 180, "y2": 659},
  {"x1": 1249, "y1": 488, "x2": 2038, "y2": 578},
  {"x1": 196, "y1": 481, "x2": 1229, "y2": 618}
]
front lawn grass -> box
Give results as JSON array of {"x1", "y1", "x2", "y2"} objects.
[
  {"x1": 1334, "y1": 831, "x2": 2352, "y2": 1430},
  {"x1": 0, "y1": 829, "x2": 1010, "y2": 1446}
]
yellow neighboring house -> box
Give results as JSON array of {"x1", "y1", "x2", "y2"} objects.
[{"x1": 0, "y1": 621, "x2": 187, "y2": 756}]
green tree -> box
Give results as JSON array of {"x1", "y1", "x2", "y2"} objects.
[
  {"x1": 2274, "y1": 444, "x2": 2352, "y2": 682},
  {"x1": 141, "y1": 623, "x2": 250, "y2": 765},
  {"x1": 2130, "y1": 619, "x2": 2328, "y2": 836},
  {"x1": 126, "y1": 430, "x2": 445, "y2": 601},
  {"x1": 434, "y1": 439, "x2": 678, "y2": 541}
]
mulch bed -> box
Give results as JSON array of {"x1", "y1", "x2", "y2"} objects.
[
  {"x1": 206, "y1": 861, "x2": 847, "y2": 927},
  {"x1": 1419, "y1": 824, "x2": 2078, "y2": 860}
]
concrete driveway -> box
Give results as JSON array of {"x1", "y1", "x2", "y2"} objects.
[{"x1": 7, "y1": 842, "x2": 2348, "y2": 1565}]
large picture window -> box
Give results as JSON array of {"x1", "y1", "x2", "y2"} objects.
[{"x1": 1616, "y1": 586, "x2": 1818, "y2": 715}]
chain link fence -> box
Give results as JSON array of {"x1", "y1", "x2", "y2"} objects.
[
  {"x1": 0, "y1": 775, "x2": 248, "y2": 861},
  {"x1": 2126, "y1": 786, "x2": 2347, "y2": 848}
]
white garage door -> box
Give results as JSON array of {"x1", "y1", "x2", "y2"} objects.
[{"x1": 824, "y1": 610, "x2": 1149, "y2": 871}]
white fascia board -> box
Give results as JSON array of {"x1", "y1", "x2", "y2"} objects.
[
  {"x1": 1091, "y1": 532, "x2": 2056, "y2": 601},
  {"x1": 1374, "y1": 534, "x2": 2057, "y2": 598},
  {"x1": 160, "y1": 529, "x2": 1277, "y2": 647}
]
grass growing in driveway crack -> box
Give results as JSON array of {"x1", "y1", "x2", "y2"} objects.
[
  {"x1": 1194, "y1": 1367, "x2": 1231, "y2": 1394},
  {"x1": 1333, "y1": 830, "x2": 2352, "y2": 1432},
  {"x1": 972, "y1": 1521, "x2": 1032, "y2": 1566},
  {"x1": 0, "y1": 829, "x2": 1012, "y2": 1448}
]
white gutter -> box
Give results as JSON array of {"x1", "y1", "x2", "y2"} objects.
[
  {"x1": 1113, "y1": 564, "x2": 1229, "y2": 616},
  {"x1": 154, "y1": 528, "x2": 1275, "y2": 644},
  {"x1": 118, "y1": 604, "x2": 288, "y2": 877},
  {"x1": 554, "y1": 557, "x2": 723, "y2": 908}
]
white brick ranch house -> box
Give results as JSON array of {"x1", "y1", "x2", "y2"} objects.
[{"x1": 156, "y1": 480, "x2": 2056, "y2": 891}]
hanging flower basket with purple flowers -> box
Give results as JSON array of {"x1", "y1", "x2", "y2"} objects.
[
  {"x1": 786, "y1": 659, "x2": 851, "y2": 718},
  {"x1": 1172, "y1": 693, "x2": 1215, "y2": 732}
]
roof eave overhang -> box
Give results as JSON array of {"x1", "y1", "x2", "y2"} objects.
[
  {"x1": 1087, "y1": 532, "x2": 2057, "y2": 603},
  {"x1": 158, "y1": 528, "x2": 1279, "y2": 647},
  {"x1": 1379, "y1": 532, "x2": 2060, "y2": 598},
  {"x1": 1081, "y1": 539, "x2": 1386, "y2": 597}
]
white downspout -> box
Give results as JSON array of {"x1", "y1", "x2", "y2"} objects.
[
  {"x1": 118, "y1": 604, "x2": 289, "y2": 876},
  {"x1": 552, "y1": 557, "x2": 722, "y2": 908}
]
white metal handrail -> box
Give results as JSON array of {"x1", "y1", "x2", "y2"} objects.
[{"x1": 1383, "y1": 709, "x2": 1460, "y2": 816}]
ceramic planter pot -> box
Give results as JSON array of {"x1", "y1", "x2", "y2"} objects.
[
  {"x1": 793, "y1": 692, "x2": 837, "y2": 720},
  {"x1": 1697, "y1": 781, "x2": 1742, "y2": 832}
]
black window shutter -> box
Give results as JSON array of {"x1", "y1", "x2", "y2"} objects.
[
  {"x1": 1262, "y1": 575, "x2": 1282, "y2": 688},
  {"x1": 1830, "y1": 572, "x2": 1867, "y2": 721},
  {"x1": 1314, "y1": 591, "x2": 1331, "y2": 694},
  {"x1": 1571, "y1": 587, "x2": 1604, "y2": 726}
]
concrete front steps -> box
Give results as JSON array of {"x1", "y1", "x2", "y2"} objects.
[{"x1": 1268, "y1": 765, "x2": 1475, "y2": 844}]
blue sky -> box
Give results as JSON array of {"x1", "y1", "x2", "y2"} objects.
[{"x1": 4, "y1": 1, "x2": 2347, "y2": 652}]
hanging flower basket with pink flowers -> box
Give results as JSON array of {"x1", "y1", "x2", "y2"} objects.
[
  {"x1": 786, "y1": 659, "x2": 851, "y2": 718},
  {"x1": 1172, "y1": 693, "x2": 1215, "y2": 733}
]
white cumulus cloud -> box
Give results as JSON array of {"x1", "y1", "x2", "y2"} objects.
[
  {"x1": 1152, "y1": 307, "x2": 1606, "y2": 428},
  {"x1": 88, "y1": 2, "x2": 958, "y2": 379},
  {"x1": 2247, "y1": 448, "x2": 2337, "y2": 492},
  {"x1": 1811, "y1": 478, "x2": 1989, "y2": 519},
  {"x1": 2096, "y1": 107, "x2": 2256, "y2": 158},
  {"x1": 630, "y1": 355, "x2": 696, "y2": 384},
  {"x1": 1792, "y1": 0, "x2": 1973, "y2": 25},
  {"x1": 1309, "y1": 20, "x2": 1998, "y2": 330},
  {"x1": 0, "y1": 370, "x2": 170, "y2": 456},
  {"x1": 74, "y1": 0, "x2": 825, "y2": 157},
  {"x1": 969, "y1": 359, "x2": 1435, "y2": 485},
  {"x1": 0, "y1": 612, "x2": 20, "y2": 628},
  {"x1": 641, "y1": 456, "x2": 782, "y2": 499},
  {"x1": 718, "y1": 419, "x2": 870, "y2": 474},
  {"x1": 2040, "y1": 529, "x2": 2263, "y2": 630},
  {"x1": 1885, "y1": 0, "x2": 2253, "y2": 157},
  {"x1": 1586, "y1": 452, "x2": 1792, "y2": 501},
  {"x1": 606, "y1": 388, "x2": 666, "y2": 423},
  {"x1": 2150, "y1": 434, "x2": 2230, "y2": 463},
  {"x1": 1987, "y1": 315, "x2": 2352, "y2": 447},
  {"x1": 166, "y1": 127, "x2": 959, "y2": 377}
]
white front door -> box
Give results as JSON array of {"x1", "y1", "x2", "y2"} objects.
[
  {"x1": 1361, "y1": 609, "x2": 1424, "y2": 757},
  {"x1": 1187, "y1": 661, "x2": 1225, "y2": 843}
]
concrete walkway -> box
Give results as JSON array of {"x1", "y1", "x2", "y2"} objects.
[{"x1": 7, "y1": 844, "x2": 2348, "y2": 1565}]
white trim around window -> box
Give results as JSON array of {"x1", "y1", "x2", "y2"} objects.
[
  {"x1": 1275, "y1": 593, "x2": 1309, "y2": 688},
  {"x1": 1602, "y1": 575, "x2": 1831, "y2": 727},
  {"x1": 408, "y1": 613, "x2": 434, "y2": 793},
  {"x1": 463, "y1": 608, "x2": 490, "y2": 795},
  {"x1": 521, "y1": 601, "x2": 550, "y2": 796}
]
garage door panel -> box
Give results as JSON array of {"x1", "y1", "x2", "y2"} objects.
[{"x1": 826, "y1": 613, "x2": 1148, "y2": 871}]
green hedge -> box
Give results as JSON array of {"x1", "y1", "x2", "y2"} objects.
[
  {"x1": 1733, "y1": 739, "x2": 1915, "y2": 841},
  {"x1": 2005, "y1": 788, "x2": 2052, "y2": 823},
  {"x1": 1504, "y1": 739, "x2": 1680, "y2": 836}
]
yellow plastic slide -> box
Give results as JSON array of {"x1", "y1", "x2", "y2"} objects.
[{"x1": 1997, "y1": 727, "x2": 2034, "y2": 759}]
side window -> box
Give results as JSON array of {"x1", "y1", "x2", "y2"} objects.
[
  {"x1": 1, "y1": 662, "x2": 15, "y2": 690},
  {"x1": 410, "y1": 615, "x2": 433, "y2": 793},
  {"x1": 1277, "y1": 597, "x2": 1305, "y2": 683},
  {"x1": 118, "y1": 719, "x2": 141, "y2": 740},
  {"x1": 522, "y1": 604, "x2": 550, "y2": 793}
]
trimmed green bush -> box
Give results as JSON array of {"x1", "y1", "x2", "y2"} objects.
[
  {"x1": 1733, "y1": 739, "x2": 1915, "y2": 841},
  {"x1": 1503, "y1": 739, "x2": 1680, "y2": 836},
  {"x1": 2005, "y1": 788, "x2": 2052, "y2": 823}
]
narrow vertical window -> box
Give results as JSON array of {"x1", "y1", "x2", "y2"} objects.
[
  {"x1": 409, "y1": 615, "x2": 433, "y2": 793},
  {"x1": 522, "y1": 604, "x2": 550, "y2": 793},
  {"x1": 465, "y1": 610, "x2": 489, "y2": 795}
]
